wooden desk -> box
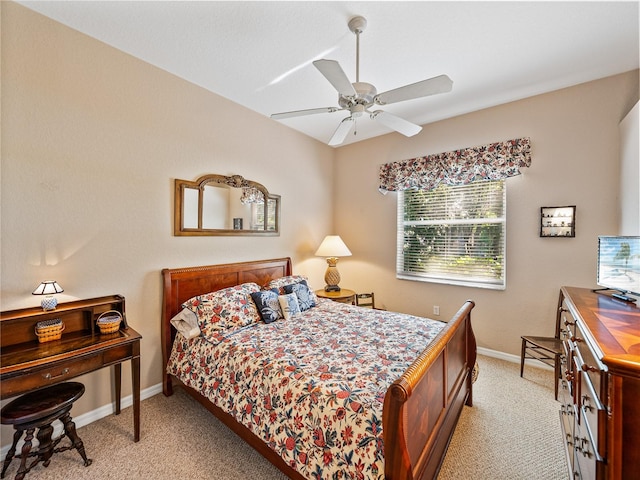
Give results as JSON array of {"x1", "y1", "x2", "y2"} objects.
[{"x1": 0, "y1": 295, "x2": 142, "y2": 442}]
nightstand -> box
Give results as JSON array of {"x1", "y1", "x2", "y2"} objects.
[{"x1": 315, "y1": 288, "x2": 356, "y2": 305}]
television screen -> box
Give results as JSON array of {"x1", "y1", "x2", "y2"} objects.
[{"x1": 597, "y1": 236, "x2": 640, "y2": 299}]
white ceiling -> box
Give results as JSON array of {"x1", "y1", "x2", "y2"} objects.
[{"x1": 18, "y1": 1, "x2": 640, "y2": 147}]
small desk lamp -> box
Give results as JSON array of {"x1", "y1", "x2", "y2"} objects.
[
  {"x1": 32, "y1": 281, "x2": 64, "y2": 311},
  {"x1": 315, "y1": 235, "x2": 352, "y2": 292}
]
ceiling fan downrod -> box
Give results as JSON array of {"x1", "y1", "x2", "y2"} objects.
[{"x1": 348, "y1": 16, "x2": 367, "y2": 84}]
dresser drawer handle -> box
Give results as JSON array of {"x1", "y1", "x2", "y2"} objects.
[
  {"x1": 579, "y1": 439, "x2": 593, "y2": 458},
  {"x1": 570, "y1": 335, "x2": 582, "y2": 343},
  {"x1": 581, "y1": 364, "x2": 598, "y2": 373},
  {"x1": 43, "y1": 368, "x2": 70, "y2": 380},
  {"x1": 581, "y1": 394, "x2": 593, "y2": 412}
]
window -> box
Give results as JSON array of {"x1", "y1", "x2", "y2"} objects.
[
  {"x1": 251, "y1": 197, "x2": 278, "y2": 231},
  {"x1": 397, "y1": 180, "x2": 506, "y2": 289}
]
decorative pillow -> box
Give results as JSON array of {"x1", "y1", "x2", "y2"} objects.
[
  {"x1": 283, "y1": 280, "x2": 316, "y2": 311},
  {"x1": 266, "y1": 275, "x2": 312, "y2": 294},
  {"x1": 250, "y1": 289, "x2": 283, "y2": 324},
  {"x1": 278, "y1": 293, "x2": 301, "y2": 320},
  {"x1": 170, "y1": 308, "x2": 201, "y2": 339},
  {"x1": 181, "y1": 282, "x2": 261, "y2": 339},
  {"x1": 266, "y1": 275, "x2": 319, "y2": 304}
]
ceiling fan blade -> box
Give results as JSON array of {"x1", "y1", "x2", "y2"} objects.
[
  {"x1": 313, "y1": 59, "x2": 357, "y2": 98},
  {"x1": 375, "y1": 74, "x2": 453, "y2": 106},
  {"x1": 328, "y1": 117, "x2": 355, "y2": 146},
  {"x1": 371, "y1": 110, "x2": 422, "y2": 137},
  {"x1": 271, "y1": 107, "x2": 339, "y2": 120}
]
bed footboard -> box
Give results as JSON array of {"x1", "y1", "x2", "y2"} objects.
[{"x1": 383, "y1": 300, "x2": 476, "y2": 480}]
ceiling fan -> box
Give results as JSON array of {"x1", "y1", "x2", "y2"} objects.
[{"x1": 271, "y1": 15, "x2": 453, "y2": 146}]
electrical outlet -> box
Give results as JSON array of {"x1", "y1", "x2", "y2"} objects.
[{"x1": 433, "y1": 305, "x2": 440, "y2": 316}]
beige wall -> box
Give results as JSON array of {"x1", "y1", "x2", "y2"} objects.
[
  {"x1": 619, "y1": 101, "x2": 640, "y2": 235},
  {"x1": 2, "y1": 0, "x2": 639, "y2": 446},
  {"x1": 333, "y1": 70, "x2": 639, "y2": 356},
  {"x1": 0, "y1": 1, "x2": 333, "y2": 431}
]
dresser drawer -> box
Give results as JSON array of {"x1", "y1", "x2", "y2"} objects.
[
  {"x1": 560, "y1": 303, "x2": 577, "y2": 337},
  {"x1": 572, "y1": 325, "x2": 605, "y2": 402},
  {"x1": 574, "y1": 420, "x2": 602, "y2": 480},
  {"x1": 1, "y1": 353, "x2": 104, "y2": 398},
  {"x1": 558, "y1": 360, "x2": 572, "y2": 404},
  {"x1": 560, "y1": 405, "x2": 577, "y2": 476},
  {"x1": 579, "y1": 369, "x2": 605, "y2": 448}
]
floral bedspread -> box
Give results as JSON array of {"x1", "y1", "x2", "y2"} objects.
[{"x1": 167, "y1": 299, "x2": 445, "y2": 479}]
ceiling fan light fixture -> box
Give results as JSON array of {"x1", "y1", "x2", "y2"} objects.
[{"x1": 351, "y1": 104, "x2": 365, "y2": 118}]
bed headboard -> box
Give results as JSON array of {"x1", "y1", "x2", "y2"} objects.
[{"x1": 161, "y1": 257, "x2": 292, "y2": 394}]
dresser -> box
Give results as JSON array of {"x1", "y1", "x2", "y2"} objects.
[{"x1": 558, "y1": 287, "x2": 640, "y2": 479}]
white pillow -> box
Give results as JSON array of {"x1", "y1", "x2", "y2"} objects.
[
  {"x1": 278, "y1": 293, "x2": 301, "y2": 320},
  {"x1": 170, "y1": 308, "x2": 201, "y2": 339}
]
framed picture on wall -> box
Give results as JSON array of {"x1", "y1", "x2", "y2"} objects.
[{"x1": 540, "y1": 206, "x2": 576, "y2": 237}]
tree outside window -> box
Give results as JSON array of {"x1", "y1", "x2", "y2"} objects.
[{"x1": 397, "y1": 180, "x2": 506, "y2": 289}]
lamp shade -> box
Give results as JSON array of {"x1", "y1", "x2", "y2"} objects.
[
  {"x1": 32, "y1": 281, "x2": 64, "y2": 296},
  {"x1": 314, "y1": 235, "x2": 352, "y2": 258}
]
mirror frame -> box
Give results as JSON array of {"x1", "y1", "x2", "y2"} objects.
[{"x1": 174, "y1": 174, "x2": 280, "y2": 236}]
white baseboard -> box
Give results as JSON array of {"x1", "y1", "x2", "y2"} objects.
[
  {"x1": 1, "y1": 383, "x2": 163, "y2": 460},
  {"x1": 477, "y1": 346, "x2": 520, "y2": 363},
  {"x1": 477, "y1": 346, "x2": 554, "y2": 371}
]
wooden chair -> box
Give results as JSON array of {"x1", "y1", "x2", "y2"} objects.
[
  {"x1": 355, "y1": 292, "x2": 375, "y2": 308},
  {"x1": 520, "y1": 305, "x2": 564, "y2": 400}
]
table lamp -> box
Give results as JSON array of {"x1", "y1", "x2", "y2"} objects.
[
  {"x1": 32, "y1": 281, "x2": 64, "y2": 311},
  {"x1": 315, "y1": 235, "x2": 352, "y2": 292}
]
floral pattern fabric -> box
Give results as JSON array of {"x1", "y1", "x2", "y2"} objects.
[
  {"x1": 167, "y1": 299, "x2": 446, "y2": 479},
  {"x1": 378, "y1": 137, "x2": 531, "y2": 192},
  {"x1": 181, "y1": 282, "x2": 261, "y2": 341}
]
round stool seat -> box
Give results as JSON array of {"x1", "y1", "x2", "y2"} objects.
[
  {"x1": 1, "y1": 382, "x2": 85, "y2": 426},
  {"x1": 0, "y1": 382, "x2": 91, "y2": 480}
]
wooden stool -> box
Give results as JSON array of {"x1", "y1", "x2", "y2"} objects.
[{"x1": 1, "y1": 382, "x2": 92, "y2": 480}]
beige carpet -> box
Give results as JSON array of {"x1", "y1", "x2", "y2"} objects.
[{"x1": 0, "y1": 355, "x2": 567, "y2": 479}]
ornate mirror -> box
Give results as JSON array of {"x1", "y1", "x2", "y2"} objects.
[{"x1": 174, "y1": 174, "x2": 280, "y2": 236}]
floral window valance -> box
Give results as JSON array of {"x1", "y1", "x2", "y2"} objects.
[{"x1": 378, "y1": 137, "x2": 531, "y2": 193}]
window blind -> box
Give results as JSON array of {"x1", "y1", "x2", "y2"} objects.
[{"x1": 397, "y1": 180, "x2": 506, "y2": 289}]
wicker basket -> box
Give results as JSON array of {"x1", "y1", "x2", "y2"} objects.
[
  {"x1": 35, "y1": 318, "x2": 65, "y2": 343},
  {"x1": 97, "y1": 310, "x2": 122, "y2": 334}
]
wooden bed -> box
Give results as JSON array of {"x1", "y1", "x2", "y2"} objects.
[{"x1": 161, "y1": 258, "x2": 476, "y2": 480}]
